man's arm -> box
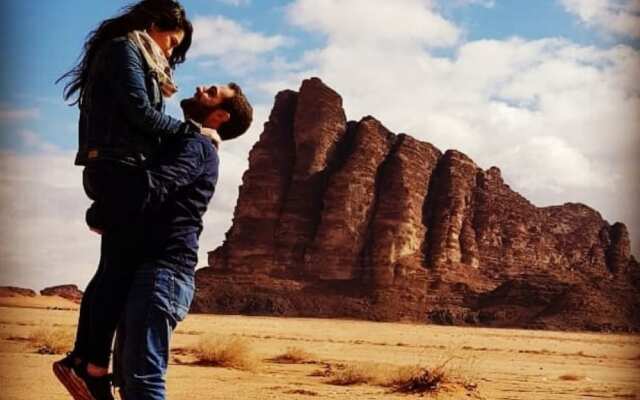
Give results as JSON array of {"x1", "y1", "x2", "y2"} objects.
[
  {"x1": 142, "y1": 137, "x2": 212, "y2": 211},
  {"x1": 109, "y1": 39, "x2": 197, "y2": 138}
]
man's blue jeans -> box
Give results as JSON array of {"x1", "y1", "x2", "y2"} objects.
[{"x1": 113, "y1": 264, "x2": 195, "y2": 400}]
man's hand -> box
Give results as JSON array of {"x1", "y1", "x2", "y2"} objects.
[{"x1": 200, "y1": 126, "x2": 221, "y2": 149}]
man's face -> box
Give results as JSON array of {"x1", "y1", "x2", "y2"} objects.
[
  {"x1": 194, "y1": 84, "x2": 236, "y2": 108},
  {"x1": 192, "y1": 85, "x2": 236, "y2": 130},
  {"x1": 181, "y1": 84, "x2": 237, "y2": 130}
]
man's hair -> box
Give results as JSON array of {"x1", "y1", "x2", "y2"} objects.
[
  {"x1": 179, "y1": 82, "x2": 253, "y2": 141},
  {"x1": 216, "y1": 83, "x2": 253, "y2": 140}
]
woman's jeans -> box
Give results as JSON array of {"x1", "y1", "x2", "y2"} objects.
[
  {"x1": 72, "y1": 162, "x2": 145, "y2": 367},
  {"x1": 112, "y1": 264, "x2": 195, "y2": 400},
  {"x1": 73, "y1": 231, "x2": 141, "y2": 367}
]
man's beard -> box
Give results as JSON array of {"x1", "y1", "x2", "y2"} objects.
[{"x1": 180, "y1": 97, "x2": 211, "y2": 125}]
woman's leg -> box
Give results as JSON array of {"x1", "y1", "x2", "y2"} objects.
[
  {"x1": 79, "y1": 162, "x2": 145, "y2": 370},
  {"x1": 70, "y1": 234, "x2": 108, "y2": 360},
  {"x1": 71, "y1": 261, "x2": 100, "y2": 360},
  {"x1": 69, "y1": 166, "x2": 104, "y2": 360},
  {"x1": 53, "y1": 237, "x2": 116, "y2": 400},
  {"x1": 84, "y1": 229, "x2": 140, "y2": 368}
]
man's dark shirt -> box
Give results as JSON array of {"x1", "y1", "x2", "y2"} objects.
[{"x1": 140, "y1": 133, "x2": 219, "y2": 271}]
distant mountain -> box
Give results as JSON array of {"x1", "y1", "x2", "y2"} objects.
[
  {"x1": 0, "y1": 286, "x2": 37, "y2": 297},
  {"x1": 193, "y1": 77, "x2": 640, "y2": 332},
  {"x1": 40, "y1": 285, "x2": 83, "y2": 304}
]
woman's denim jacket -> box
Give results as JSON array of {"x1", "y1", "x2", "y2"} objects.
[{"x1": 75, "y1": 36, "x2": 196, "y2": 167}]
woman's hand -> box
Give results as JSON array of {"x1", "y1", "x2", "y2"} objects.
[{"x1": 200, "y1": 126, "x2": 222, "y2": 149}]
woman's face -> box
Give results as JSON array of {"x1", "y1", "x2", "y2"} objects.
[{"x1": 147, "y1": 24, "x2": 185, "y2": 59}]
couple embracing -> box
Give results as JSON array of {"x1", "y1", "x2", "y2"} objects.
[{"x1": 53, "y1": 1, "x2": 253, "y2": 399}]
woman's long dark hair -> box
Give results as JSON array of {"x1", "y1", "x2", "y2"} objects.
[{"x1": 57, "y1": 0, "x2": 193, "y2": 105}]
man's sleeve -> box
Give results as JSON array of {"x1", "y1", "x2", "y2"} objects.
[
  {"x1": 109, "y1": 39, "x2": 196, "y2": 138},
  {"x1": 142, "y1": 138, "x2": 206, "y2": 211}
]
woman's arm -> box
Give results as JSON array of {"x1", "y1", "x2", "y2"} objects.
[{"x1": 109, "y1": 38, "x2": 196, "y2": 138}]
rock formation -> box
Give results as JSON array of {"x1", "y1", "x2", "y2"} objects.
[
  {"x1": 41, "y1": 285, "x2": 84, "y2": 304},
  {"x1": 194, "y1": 78, "x2": 640, "y2": 332},
  {"x1": 0, "y1": 286, "x2": 36, "y2": 297}
]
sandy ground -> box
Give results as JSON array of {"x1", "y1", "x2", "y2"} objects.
[
  {"x1": 0, "y1": 297, "x2": 638, "y2": 400},
  {"x1": 0, "y1": 295, "x2": 79, "y2": 310}
]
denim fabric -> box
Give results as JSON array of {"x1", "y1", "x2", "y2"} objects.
[
  {"x1": 140, "y1": 135, "x2": 219, "y2": 270},
  {"x1": 113, "y1": 265, "x2": 195, "y2": 400},
  {"x1": 71, "y1": 162, "x2": 146, "y2": 367},
  {"x1": 75, "y1": 36, "x2": 197, "y2": 167},
  {"x1": 72, "y1": 230, "x2": 143, "y2": 368},
  {"x1": 83, "y1": 160, "x2": 148, "y2": 230}
]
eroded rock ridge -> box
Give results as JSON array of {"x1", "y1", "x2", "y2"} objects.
[{"x1": 195, "y1": 78, "x2": 640, "y2": 332}]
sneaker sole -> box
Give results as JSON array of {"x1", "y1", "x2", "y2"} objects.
[{"x1": 52, "y1": 361, "x2": 95, "y2": 400}]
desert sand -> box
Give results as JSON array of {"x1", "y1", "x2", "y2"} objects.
[{"x1": 0, "y1": 296, "x2": 638, "y2": 400}]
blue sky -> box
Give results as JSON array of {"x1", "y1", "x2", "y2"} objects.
[
  {"x1": 0, "y1": 0, "x2": 626, "y2": 152},
  {"x1": 1, "y1": 0, "x2": 319, "y2": 149},
  {"x1": 1, "y1": 0, "x2": 639, "y2": 289}
]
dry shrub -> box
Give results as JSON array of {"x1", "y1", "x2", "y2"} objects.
[
  {"x1": 28, "y1": 328, "x2": 74, "y2": 354},
  {"x1": 327, "y1": 363, "x2": 384, "y2": 385},
  {"x1": 559, "y1": 373, "x2": 586, "y2": 381},
  {"x1": 324, "y1": 357, "x2": 475, "y2": 396},
  {"x1": 191, "y1": 335, "x2": 258, "y2": 371},
  {"x1": 271, "y1": 346, "x2": 316, "y2": 364},
  {"x1": 385, "y1": 365, "x2": 448, "y2": 393},
  {"x1": 326, "y1": 362, "x2": 449, "y2": 390},
  {"x1": 309, "y1": 362, "x2": 337, "y2": 377}
]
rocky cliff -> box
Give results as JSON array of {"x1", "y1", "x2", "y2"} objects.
[
  {"x1": 194, "y1": 78, "x2": 640, "y2": 332},
  {"x1": 40, "y1": 285, "x2": 83, "y2": 304}
]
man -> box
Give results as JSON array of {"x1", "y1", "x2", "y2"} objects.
[
  {"x1": 54, "y1": 83, "x2": 252, "y2": 400},
  {"x1": 111, "y1": 83, "x2": 252, "y2": 400}
]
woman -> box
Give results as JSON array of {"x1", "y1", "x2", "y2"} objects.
[{"x1": 53, "y1": 1, "x2": 218, "y2": 399}]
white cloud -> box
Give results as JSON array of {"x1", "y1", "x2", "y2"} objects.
[
  {"x1": 0, "y1": 150, "x2": 97, "y2": 290},
  {"x1": 265, "y1": 0, "x2": 640, "y2": 255},
  {"x1": 560, "y1": 0, "x2": 640, "y2": 37},
  {"x1": 17, "y1": 130, "x2": 63, "y2": 154},
  {"x1": 286, "y1": 0, "x2": 460, "y2": 48},
  {"x1": 496, "y1": 135, "x2": 615, "y2": 191},
  {"x1": 0, "y1": 104, "x2": 39, "y2": 121},
  {"x1": 190, "y1": 16, "x2": 289, "y2": 73}
]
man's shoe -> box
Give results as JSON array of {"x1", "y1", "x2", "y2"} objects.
[{"x1": 53, "y1": 354, "x2": 114, "y2": 400}]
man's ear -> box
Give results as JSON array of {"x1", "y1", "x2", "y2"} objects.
[
  {"x1": 217, "y1": 110, "x2": 231, "y2": 123},
  {"x1": 204, "y1": 109, "x2": 232, "y2": 130}
]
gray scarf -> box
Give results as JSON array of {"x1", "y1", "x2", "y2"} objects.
[{"x1": 128, "y1": 30, "x2": 178, "y2": 97}]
